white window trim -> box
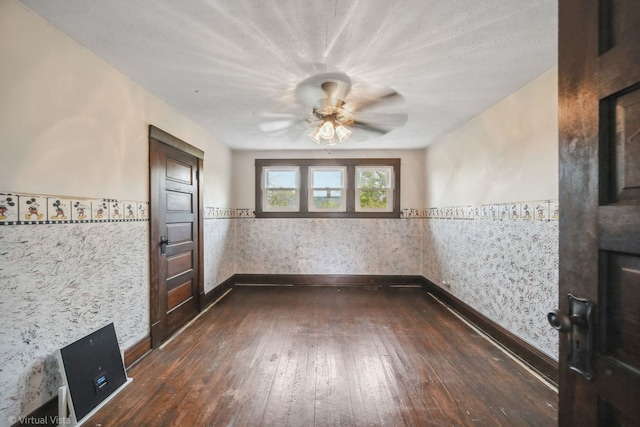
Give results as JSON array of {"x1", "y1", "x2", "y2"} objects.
[
  {"x1": 308, "y1": 166, "x2": 347, "y2": 212},
  {"x1": 262, "y1": 166, "x2": 300, "y2": 212}
]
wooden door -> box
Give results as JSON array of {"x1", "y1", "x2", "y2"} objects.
[
  {"x1": 557, "y1": 0, "x2": 640, "y2": 424},
  {"x1": 149, "y1": 126, "x2": 203, "y2": 346}
]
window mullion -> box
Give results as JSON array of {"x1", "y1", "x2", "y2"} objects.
[
  {"x1": 346, "y1": 164, "x2": 355, "y2": 213},
  {"x1": 300, "y1": 164, "x2": 309, "y2": 213}
]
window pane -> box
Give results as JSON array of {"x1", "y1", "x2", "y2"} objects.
[
  {"x1": 312, "y1": 170, "x2": 343, "y2": 188},
  {"x1": 359, "y1": 190, "x2": 388, "y2": 208},
  {"x1": 267, "y1": 189, "x2": 297, "y2": 208},
  {"x1": 266, "y1": 169, "x2": 297, "y2": 188},
  {"x1": 309, "y1": 167, "x2": 346, "y2": 212},
  {"x1": 313, "y1": 189, "x2": 342, "y2": 209},
  {"x1": 357, "y1": 169, "x2": 390, "y2": 188}
]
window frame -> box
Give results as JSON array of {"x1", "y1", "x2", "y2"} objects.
[
  {"x1": 308, "y1": 166, "x2": 347, "y2": 212},
  {"x1": 355, "y1": 165, "x2": 395, "y2": 213},
  {"x1": 255, "y1": 158, "x2": 400, "y2": 218},
  {"x1": 261, "y1": 166, "x2": 300, "y2": 212}
]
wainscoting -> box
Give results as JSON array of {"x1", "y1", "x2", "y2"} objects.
[
  {"x1": 423, "y1": 216, "x2": 558, "y2": 360},
  {"x1": 0, "y1": 221, "x2": 149, "y2": 421}
]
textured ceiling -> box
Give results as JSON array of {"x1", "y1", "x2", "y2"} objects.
[{"x1": 20, "y1": 0, "x2": 557, "y2": 151}]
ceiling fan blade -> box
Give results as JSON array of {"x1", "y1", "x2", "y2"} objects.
[
  {"x1": 354, "y1": 112, "x2": 408, "y2": 128},
  {"x1": 351, "y1": 121, "x2": 390, "y2": 135},
  {"x1": 259, "y1": 118, "x2": 309, "y2": 134},
  {"x1": 295, "y1": 85, "x2": 326, "y2": 111},
  {"x1": 321, "y1": 80, "x2": 350, "y2": 109},
  {"x1": 296, "y1": 72, "x2": 352, "y2": 109},
  {"x1": 259, "y1": 120, "x2": 295, "y2": 133},
  {"x1": 347, "y1": 127, "x2": 372, "y2": 142},
  {"x1": 259, "y1": 112, "x2": 303, "y2": 119},
  {"x1": 343, "y1": 90, "x2": 403, "y2": 113}
]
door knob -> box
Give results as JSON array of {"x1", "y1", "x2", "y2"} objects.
[
  {"x1": 160, "y1": 235, "x2": 171, "y2": 255},
  {"x1": 548, "y1": 294, "x2": 594, "y2": 380},
  {"x1": 547, "y1": 309, "x2": 571, "y2": 332}
]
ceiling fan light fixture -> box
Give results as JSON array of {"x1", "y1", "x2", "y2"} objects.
[
  {"x1": 335, "y1": 125, "x2": 351, "y2": 142},
  {"x1": 260, "y1": 72, "x2": 407, "y2": 149},
  {"x1": 319, "y1": 121, "x2": 335, "y2": 139},
  {"x1": 308, "y1": 120, "x2": 344, "y2": 146},
  {"x1": 308, "y1": 126, "x2": 322, "y2": 143}
]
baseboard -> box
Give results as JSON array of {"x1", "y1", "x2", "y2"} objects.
[
  {"x1": 420, "y1": 278, "x2": 559, "y2": 385},
  {"x1": 14, "y1": 336, "x2": 151, "y2": 427},
  {"x1": 124, "y1": 335, "x2": 152, "y2": 368},
  {"x1": 14, "y1": 280, "x2": 235, "y2": 425},
  {"x1": 201, "y1": 276, "x2": 236, "y2": 309},
  {"x1": 233, "y1": 273, "x2": 425, "y2": 287},
  {"x1": 119, "y1": 279, "x2": 237, "y2": 368}
]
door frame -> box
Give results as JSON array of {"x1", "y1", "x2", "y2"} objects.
[
  {"x1": 558, "y1": 0, "x2": 640, "y2": 424},
  {"x1": 148, "y1": 125, "x2": 205, "y2": 348}
]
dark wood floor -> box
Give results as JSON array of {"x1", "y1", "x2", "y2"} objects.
[{"x1": 87, "y1": 286, "x2": 557, "y2": 426}]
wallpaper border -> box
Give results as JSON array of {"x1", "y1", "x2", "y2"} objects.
[
  {"x1": 0, "y1": 192, "x2": 149, "y2": 225},
  {"x1": 204, "y1": 200, "x2": 559, "y2": 221},
  {"x1": 204, "y1": 207, "x2": 254, "y2": 219},
  {"x1": 404, "y1": 199, "x2": 559, "y2": 221}
]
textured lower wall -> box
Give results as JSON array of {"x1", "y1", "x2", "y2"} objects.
[
  {"x1": 234, "y1": 218, "x2": 424, "y2": 275},
  {"x1": 423, "y1": 215, "x2": 558, "y2": 358},
  {"x1": 203, "y1": 218, "x2": 235, "y2": 293},
  {"x1": 0, "y1": 221, "x2": 149, "y2": 423}
]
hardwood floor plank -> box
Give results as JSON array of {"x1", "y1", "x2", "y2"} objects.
[{"x1": 83, "y1": 286, "x2": 557, "y2": 426}]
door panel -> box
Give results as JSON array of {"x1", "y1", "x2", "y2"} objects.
[
  {"x1": 558, "y1": 0, "x2": 640, "y2": 424},
  {"x1": 166, "y1": 191, "x2": 193, "y2": 212},
  {"x1": 168, "y1": 280, "x2": 194, "y2": 311},
  {"x1": 167, "y1": 222, "x2": 193, "y2": 244},
  {"x1": 149, "y1": 128, "x2": 203, "y2": 346},
  {"x1": 166, "y1": 158, "x2": 194, "y2": 183},
  {"x1": 167, "y1": 252, "x2": 193, "y2": 279},
  {"x1": 601, "y1": 253, "x2": 640, "y2": 366},
  {"x1": 612, "y1": 90, "x2": 640, "y2": 201}
]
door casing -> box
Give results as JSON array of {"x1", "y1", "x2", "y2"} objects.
[{"x1": 148, "y1": 125, "x2": 205, "y2": 347}]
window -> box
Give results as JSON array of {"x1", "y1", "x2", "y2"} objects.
[
  {"x1": 255, "y1": 158, "x2": 400, "y2": 218},
  {"x1": 309, "y1": 167, "x2": 346, "y2": 212},
  {"x1": 356, "y1": 166, "x2": 394, "y2": 212},
  {"x1": 262, "y1": 166, "x2": 299, "y2": 212}
]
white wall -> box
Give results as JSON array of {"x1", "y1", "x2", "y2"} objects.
[
  {"x1": 421, "y1": 67, "x2": 559, "y2": 358},
  {"x1": 231, "y1": 149, "x2": 425, "y2": 210},
  {"x1": 0, "y1": 1, "x2": 232, "y2": 423},
  {"x1": 0, "y1": 0, "x2": 232, "y2": 207},
  {"x1": 424, "y1": 66, "x2": 558, "y2": 207}
]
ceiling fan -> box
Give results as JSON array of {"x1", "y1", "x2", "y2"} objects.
[{"x1": 259, "y1": 72, "x2": 408, "y2": 147}]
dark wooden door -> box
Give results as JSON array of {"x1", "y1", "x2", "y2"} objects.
[
  {"x1": 558, "y1": 0, "x2": 640, "y2": 424},
  {"x1": 149, "y1": 127, "x2": 203, "y2": 346}
]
